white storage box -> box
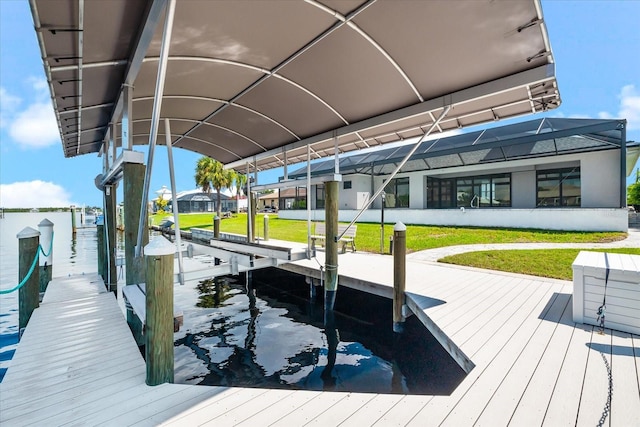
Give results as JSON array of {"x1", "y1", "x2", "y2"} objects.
[{"x1": 572, "y1": 251, "x2": 640, "y2": 334}]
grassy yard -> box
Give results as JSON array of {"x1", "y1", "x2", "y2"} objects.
[
  {"x1": 439, "y1": 248, "x2": 640, "y2": 280},
  {"x1": 150, "y1": 212, "x2": 635, "y2": 280},
  {"x1": 150, "y1": 212, "x2": 626, "y2": 252}
]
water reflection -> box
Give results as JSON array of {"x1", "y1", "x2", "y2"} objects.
[
  {"x1": 196, "y1": 277, "x2": 233, "y2": 308},
  {"x1": 173, "y1": 269, "x2": 467, "y2": 395}
]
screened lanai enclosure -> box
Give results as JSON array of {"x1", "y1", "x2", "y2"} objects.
[{"x1": 282, "y1": 118, "x2": 637, "y2": 231}]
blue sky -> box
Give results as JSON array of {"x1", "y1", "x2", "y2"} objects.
[{"x1": 1, "y1": 0, "x2": 638, "y2": 209}]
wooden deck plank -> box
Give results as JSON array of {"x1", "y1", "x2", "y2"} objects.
[
  {"x1": 506, "y1": 292, "x2": 575, "y2": 426},
  {"x1": 404, "y1": 281, "x2": 559, "y2": 426},
  {"x1": 73, "y1": 384, "x2": 213, "y2": 426},
  {"x1": 473, "y1": 292, "x2": 572, "y2": 426},
  {"x1": 268, "y1": 391, "x2": 348, "y2": 426},
  {"x1": 453, "y1": 281, "x2": 554, "y2": 356},
  {"x1": 3, "y1": 372, "x2": 146, "y2": 426},
  {"x1": 426, "y1": 274, "x2": 517, "y2": 326},
  {"x1": 439, "y1": 286, "x2": 568, "y2": 426},
  {"x1": 130, "y1": 387, "x2": 235, "y2": 427},
  {"x1": 1, "y1": 345, "x2": 140, "y2": 395},
  {"x1": 305, "y1": 392, "x2": 378, "y2": 426},
  {"x1": 575, "y1": 328, "x2": 612, "y2": 427},
  {"x1": 157, "y1": 387, "x2": 271, "y2": 426},
  {"x1": 371, "y1": 395, "x2": 433, "y2": 427},
  {"x1": 541, "y1": 323, "x2": 593, "y2": 426},
  {"x1": 609, "y1": 330, "x2": 640, "y2": 427},
  {"x1": 339, "y1": 393, "x2": 407, "y2": 427},
  {"x1": 199, "y1": 389, "x2": 297, "y2": 426},
  {"x1": 433, "y1": 276, "x2": 527, "y2": 337},
  {"x1": 232, "y1": 390, "x2": 324, "y2": 426}
]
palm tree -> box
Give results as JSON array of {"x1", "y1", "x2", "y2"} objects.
[
  {"x1": 195, "y1": 157, "x2": 215, "y2": 194},
  {"x1": 233, "y1": 172, "x2": 247, "y2": 212},
  {"x1": 195, "y1": 156, "x2": 233, "y2": 217}
]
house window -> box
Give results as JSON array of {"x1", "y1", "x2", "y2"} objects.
[
  {"x1": 537, "y1": 167, "x2": 581, "y2": 207},
  {"x1": 427, "y1": 177, "x2": 454, "y2": 208},
  {"x1": 384, "y1": 177, "x2": 409, "y2": 208},
  {"x1": 427, "y1": 174, "x2": 510, "y2": 208},
  {"x1": 456, "y1": 174, "x2": 511, "y2": 208},
  {"x1": 343, "y1": 181, "x2": 352, "y2": 190},
  {"x1": 316, "y1": 184, "x2": 325, "y2": 209}
]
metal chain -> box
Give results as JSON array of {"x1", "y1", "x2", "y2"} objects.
[{"x1": 596, "y1": 351, "x2": 613, "y2": 427}]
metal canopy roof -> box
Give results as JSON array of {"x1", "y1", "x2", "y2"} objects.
[
  {"x1": 30, "y1": 0, "x2": 560, "y2": 174},
  {"x1": 286, "y1": 118, "x2": 635, "y2": 178}
]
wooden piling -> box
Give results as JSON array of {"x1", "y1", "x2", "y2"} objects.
[
  {"x1": 96, "y1": 218, "x2": 105, "y2": 280},
  {"x1": 393, "y1": 222, "x2": 407, "y2": 333},
  {"x1": 105, "y1": 184, "x2": 118, "y2": 293},
  {"x1": 17, "y1": 227, "x2": 40, "y2": 334},
  {"x1": 144, "y1": 237, "x2": 175, "y2": 386},
  {"x1": 213, "y1": 215, "x2": 220, "y2": 239},
  {"x1": 324, "y1": 181, "x2": 339, "y2": 317},
  {"x1": 124, "y1": 162, "x2": 147, "y2": 285},
  {"x1": 37, "y1": 219, "x2": 53, "y2": 293},
  {"x1": 263, "y1": 214, "x2": 269, "y2": 241},
  {"x1": 247, "y1": 194, "x2": 257, "y2": 242},
  {"x1": 70, "y1": 205, "x2": 77, "y2": 235}
]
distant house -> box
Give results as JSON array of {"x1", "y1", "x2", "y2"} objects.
[
  {"x1": 172, "y1": 190, "x2": 237, "y2": 214},
  {"x1": 281, "y1": 118, "x2": 639, "y2": 232},
  {"x1": 257, "y1": 188, "x2": 307, "y2": 211}
]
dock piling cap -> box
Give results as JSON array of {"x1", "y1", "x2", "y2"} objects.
[
  {"x1": 17, "y1": 226, "x2": 40, "y2": 239},
  {"x1": 38, "y1": 218, "x2": 54, "y2": 228},
  {"x1": 144, "y1": 236, "x2": 175, "y2": 256},
  {"x1": 394, "y1": 222, "x2": 406, "y2": 232}
]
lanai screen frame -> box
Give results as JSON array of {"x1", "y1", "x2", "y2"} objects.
[{"x1": 286, "y1": 118, "x2": 632, "y2": 208}]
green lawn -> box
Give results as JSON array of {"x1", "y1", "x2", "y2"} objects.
[
  {"x1": 439, "y1": 248, "x2": 640, "y2": 280},
  {"x1": 150, "y1": 212, "x2": 635, "y2": 280}
]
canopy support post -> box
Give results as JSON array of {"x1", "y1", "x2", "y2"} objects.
[
  {"x1": 306, "y1": 144, "x2": 312, "y2": 257},
  {"x1": 620, "y1": 121, "x2": 627, "y2": 208},
  {"x1": 135, "y1": 0, "x2": 176, "y2": 258},
  {"x1": 164, "y1": 119, "x2": 184, "y2": 286},
  {"x1": 246, "y1": 162, "x2": 253, "y2": 242}
]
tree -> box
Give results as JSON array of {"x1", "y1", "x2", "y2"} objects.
[
  {"x1": 195, "y1": 157, "x2": 215, "y2": 194},
  {"x1": 628, "y1": 168, "x2": 640, "y2": 209},
  {"x1": 156, "y1": 197, "x2": 169, "y2": 212},
  {"x1": 194, "y1": 156, "x2": 233, "y2": 217},
  {"x1": 233, "y1": 172, "x2": 247, "y2": 212}
]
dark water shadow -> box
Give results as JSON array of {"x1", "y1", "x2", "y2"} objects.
[{"x1": 174, "y1": 268, "x2": 467, "y2": 395}]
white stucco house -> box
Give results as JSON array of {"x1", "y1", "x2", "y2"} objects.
[{"x1": 278, "y1": 118, "x2": 639, "y2": 231}]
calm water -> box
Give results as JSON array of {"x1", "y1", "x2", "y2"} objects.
[
  {"x1": 0, "y1": 211, "x2": 98, "y2": 382},
  {"x1": 173, "y1": 268, "x2": 466, "y2": 395}
]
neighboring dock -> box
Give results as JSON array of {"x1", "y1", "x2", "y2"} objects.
[{"x1": 1, "y1": 252, "x2": 639, "y2": 426}]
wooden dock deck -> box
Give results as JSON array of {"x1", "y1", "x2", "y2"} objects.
[{"x1": 1, "y1": 253, "x2": 639, "y2": 426}]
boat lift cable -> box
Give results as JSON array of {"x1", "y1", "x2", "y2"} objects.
[
  {"x1": 336, "y1": 106, "x2": 450, "y2": 242},
  {"x1": 0, "y1": 233, "x2": 54, "y2": 295}
]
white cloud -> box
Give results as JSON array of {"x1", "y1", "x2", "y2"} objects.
[
  {"x1": 9, "y1": 101, "x2": 60, "y2": 148},
  {"x1": 0, "y1": 181, "x2": 74, "y2": 209},
  {"x1": 0, "y1": 87, "x2": 22, "y2": 128},
  {"x1": 27, "y1": 77, "x2": 50, "y2": 97},
  {"x1": 619, "y1": 85, "x2": 640, "y2": 130},
  {"x1": 598, "y1": 84, "x2": 640, "y2": 130}
]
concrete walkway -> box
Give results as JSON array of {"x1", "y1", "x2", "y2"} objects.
[{"x1": 408, "y1": 227, "x2": 640, "y2": 262}]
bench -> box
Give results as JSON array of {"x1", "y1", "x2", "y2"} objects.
[{"x1": 311, "y1": 223, "x2": 356, "y2": 254}]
